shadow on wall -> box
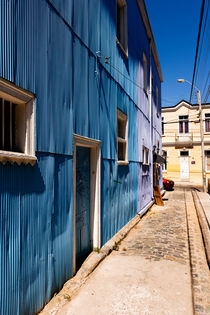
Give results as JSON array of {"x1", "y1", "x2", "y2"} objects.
[{"x1": 0, "y1": 159, "x2": 45, "y2": 194}]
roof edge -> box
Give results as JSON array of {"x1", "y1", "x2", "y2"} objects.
[
  {"x1": 136, "y1": 0, "x2": 163, "y2": 82},
  {"x1": 162, "y1": 100, "x2": 210, "y2": 112}
]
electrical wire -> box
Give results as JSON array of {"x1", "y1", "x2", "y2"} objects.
[
  {"x1": 162, "y1": 114, "x2": 200, "y2": 125},
  {"x1": 103, "y1": 59, "x2": 181, "y2": 106},
  {"x1": 204, "y1": 85, "x2": 210, "y2": 103},
  {"x1": 194, "y1": 0, "x2": 210, "y2": 88},
  {"x1": 190, "y1": 0, "x2": 206, "y2": 102},
  {"x1": 202, "y1": 70, "x2": 210, "y2": 97}
]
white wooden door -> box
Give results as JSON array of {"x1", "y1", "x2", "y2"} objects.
[{"x1": 180, "y1": 155, "x2": 189, "y2": 179}]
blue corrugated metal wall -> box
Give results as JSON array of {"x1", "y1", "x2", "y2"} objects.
[{"x1": 0, "y1": 0, "x2": 162, "y2": 313}]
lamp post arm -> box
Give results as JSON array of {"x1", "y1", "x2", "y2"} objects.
[{"x1": 182, "y1": 79, "x2": 199, "y2": 92}]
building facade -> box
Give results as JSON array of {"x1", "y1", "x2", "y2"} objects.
[
  {"x1": 0, "y1": 1, "x2": 162, "y2": 314},
  {"x1": 162, "y1": 100, "x2": 210, "y2": 186}
]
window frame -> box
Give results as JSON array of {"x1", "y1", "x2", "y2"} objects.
[
  {"x1": 0, "y1": 77, "x2": 36, "y2": 166},
  {"x1": 205, "y1": 113, "x2": 210, "y2": 133},
  {"x1": 142, "y1": 145, "x2": 149, "y2": 165},
  {"x1": 179, "y1": 115, "x2": 189, "y2": 134},
  {"x1": 205, "y1": 150, "x2": 210, "y2": 172},
  {"x1": 162, "y1": 150, "x2": 167, "y2": 172},
  {"x1": 117, "y1": 109, "x2": 128, "y2": 165},
  {"x1": 116, "y1": 0, "x2": 128, "y2": 57},
  {"x1": 162, "y1": 117, "x2": 164, "y2": 135}
]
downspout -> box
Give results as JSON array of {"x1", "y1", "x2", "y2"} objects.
[{"x1": 149, "y1": 39, "x2": 153, "y2": 192}]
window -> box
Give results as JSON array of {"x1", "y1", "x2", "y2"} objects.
[
  {"x1": 116, "y1": 0, "x2": 128, "y2": 55},
  {"x1": 162, "y1": 150, "x2": 167, "y2": 171},
  {"x1": 180, "y1": 151, "x2": 189, "y2": 156},
  {"x1": 157, "y1": 140, "x2": 160, "y2": 154},
  {"x1": 0, "y1": 77, "x2": 36, "y2": 165},
  {"x1": 117, "y1": 109, "x2": 128, "y2": 164},
  {"x1": 205, "y1": 113, "x2": 210, "y2": 132},
  {"x1": 205, "y1": 151, "x2": 210, "y2": 171},
  {"x1": 179, "y1": 115, "x2": 189, "y2": 134},
  {"x1": 156, "y1": 87, "x2": 159, "y2": 117},
  {"x1": 142, "y1": 146, "x2": 149, "y2": 165},
  {"x1": 143, "y1": 53, "x2": 147, "y2": 93},
  {"x1": 162, "y1": 117, "x2": 164, "y2": 135}
]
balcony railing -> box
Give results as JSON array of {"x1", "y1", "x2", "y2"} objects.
[{"x1": 175, "y1": 132, "x2": 193, "y2": 148}]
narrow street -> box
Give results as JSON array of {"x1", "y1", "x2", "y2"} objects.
[{"x1": 54, "y1": 187, "x2": 210, "y2": 315}]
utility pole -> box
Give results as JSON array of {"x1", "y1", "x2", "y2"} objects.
[{"x1": 197, "y1": 90, "x2": 206, "y2": 192}]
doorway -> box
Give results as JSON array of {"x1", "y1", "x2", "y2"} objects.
[
  {"x1": 180, "y1": 151, "x2": 189, "y2": 180},
  {"x1": 73, "y1": 135, "x2": 101, "y2": 273}
]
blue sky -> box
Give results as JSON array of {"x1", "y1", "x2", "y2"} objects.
[{"x1": 144, "y1": 0, "x2": 209, "y2": 107}]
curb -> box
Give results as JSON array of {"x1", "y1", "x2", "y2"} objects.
[
  {"x1": 39, "y1": 214, "x2": 140, "y2": 315},
  {"x1": 192, "y1": 190, "x2": 210, "y2": 267}
]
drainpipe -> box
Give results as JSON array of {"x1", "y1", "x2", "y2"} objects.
[{"x1": 149, "y1": 39, "x2": 153, "y2": 191}]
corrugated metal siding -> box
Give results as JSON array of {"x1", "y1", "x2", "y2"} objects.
[
  {"x1": 0, "y1": 0, "x2": 162, "y2": 313},
  {"x1": 101, "y1": 160, "x2": 138, "y2": 245},
  {"x1": 0, "y1": 155, "x2": 73, "y2": 314}
]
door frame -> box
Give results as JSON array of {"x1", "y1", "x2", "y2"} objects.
[
  {"x1": 180, "y1": 150, "x2": 189, "y2": 180},
  {"x1": 73, "y1": 134, "x2": 101, "y2": 274}
]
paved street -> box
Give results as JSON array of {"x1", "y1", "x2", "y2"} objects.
[{"x1": 52, "y1": 188, "x2": 210, "y2": 315}]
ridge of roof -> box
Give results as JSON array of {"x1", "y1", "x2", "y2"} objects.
[{"x1": 162, "y1": 99, "x2": 210, "y2": 110}]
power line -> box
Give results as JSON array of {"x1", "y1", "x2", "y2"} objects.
[
  {"x1": 204, "y1": 85, "x2": 210, "y2": 103},
  {"x1": 190, "y1": 0, "x2": 206, "y2": 102},
  {"x1": 202, "y1": 70, "x2": 210, "y2": 97},
  {"x1": 103, "y1": 59, "x2": 179, "y2": 105},
  {"x1": 163, "y1": 117, "x2": 210, "y2": 125},
  {"x1": 194, "y1": 0, "x2": 210, "y2": 88},
  {"x1": 162, "y1": 114, "x2": 199, "y2": 125}
]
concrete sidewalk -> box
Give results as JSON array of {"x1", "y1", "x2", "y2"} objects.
[
  {"x1": 41, "y1": 188, "x2": 210, "y2": 315},
  {"x1": 57, "y1": 189, "x2": 193, "y2": 315}
]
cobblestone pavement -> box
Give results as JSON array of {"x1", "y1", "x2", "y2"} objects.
[
  {"x1": 56, "y1": 187, "x2": 210, "y2": 315},
  {"x1": 119, "y1": 188, "x2": 210, "y2": 314},
  {"x1": 119, "y1": 189, "x2": 189, "y2": 265}
]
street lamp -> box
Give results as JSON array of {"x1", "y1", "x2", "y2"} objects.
[{"x1": 177, "y1": 79, "x2": 206, "y2": 192}]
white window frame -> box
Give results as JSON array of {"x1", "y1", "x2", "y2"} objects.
[
  {"x1": 117, "y1": 109, "x2": 128, "y2": 165},
  {"x1": 162, "y1": 150, "x2": 167, "y2": 172},
  {"x1": 116, "y1": 0, "x2": 128, "y2": 57},
  {"x1": 0, "y1": 77, "x2": 36, "y2": 165},
  {"x1": 143, "y1": 52, "x2": 147, "y2": 94},
  {"x1": 178, "y1": 149, "x2": 191, "y2": 157},
  {"x1": 178, "y1": 115, "x2": 189, "y2": 134},
  {"x1": 73, "y1": 134, "x2": 101, "y2": 274},
  {"x1": 204, "y1": 113, "x2": 210, "y2": 133},
  {"x1": 142, "y1": 145, "x2": 149, "y2": 165},
  {"x1": 205, "y1": 150, "x2": 210, "y2": 172}
]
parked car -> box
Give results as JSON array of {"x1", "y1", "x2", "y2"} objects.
[{"x1": 163, "y1": 178, "x2": 174, "y2": 190}]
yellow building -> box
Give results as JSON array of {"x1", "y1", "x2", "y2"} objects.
[{"x1": 162, "y1": 100, "x2": 210, "y2": 187}]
